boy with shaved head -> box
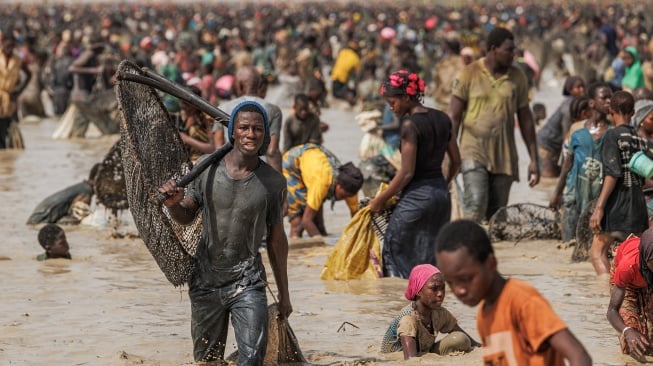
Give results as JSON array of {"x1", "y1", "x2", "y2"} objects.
[{"x1": 435, "y1": 220, "x2": 592, "y2": 366}]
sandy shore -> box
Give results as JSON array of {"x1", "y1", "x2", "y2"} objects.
[{"x1": 0, "y1": 76, "x2": 640, "y2": 365}]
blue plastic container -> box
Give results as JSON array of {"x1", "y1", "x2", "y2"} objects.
[{"x1": 629, "y1": 150, "x2": 653, "y2": 178}]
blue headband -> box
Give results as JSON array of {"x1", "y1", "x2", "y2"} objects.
[{"x1": 227, "y1": 100, "x2": 270, "y2": 155}]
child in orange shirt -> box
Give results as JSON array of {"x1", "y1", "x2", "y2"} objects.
[{"x1": 435, "y1": 220, "x2": 592, "y2": 366}]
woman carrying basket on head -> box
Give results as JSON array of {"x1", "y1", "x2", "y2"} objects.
[{"x1": 368, "y1": 70, "x2": 461, "y2": 279}]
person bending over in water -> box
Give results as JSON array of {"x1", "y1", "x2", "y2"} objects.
[
  {"x1": 26, "y1": 163, "x2": 100, "y2": 225},
  {"x1": 380, "y1": 264, "x2": 479, "y2": 359}
]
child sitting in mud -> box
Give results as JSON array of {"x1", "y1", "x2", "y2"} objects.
[
  {"x1": 380, "y1": 264, "x2": 479, "y2": 359},
  {"x1": 36, "y1": 224, "x2": 71, "y2": 261}
]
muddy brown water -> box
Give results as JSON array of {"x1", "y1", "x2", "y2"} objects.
[{"x1": 0, "y1": 79, "x2": 642, "y2": 365}]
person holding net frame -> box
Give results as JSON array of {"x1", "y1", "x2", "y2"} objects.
[{"x1": 158, "y1": 100, "x2": 291, "y2": 365}]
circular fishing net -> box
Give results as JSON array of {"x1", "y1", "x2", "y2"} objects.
[
  {"x1": 94, "y1": 140, "x2": 128, "y2": 211},
  {"x1": 488, "y1": 203, "x2": 561, "y2": 242},
  {"x1": 116, "y1": 60, "x2": 201, "y2": 286}
]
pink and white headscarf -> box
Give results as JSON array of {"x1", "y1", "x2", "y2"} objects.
[{"x1": 405, "y1": 264, "x2": 440, "y2": 301}]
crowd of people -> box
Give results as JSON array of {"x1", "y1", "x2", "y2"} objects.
[
  {"x1": 2, "y1": 1, "x2": 653, "y2": 130},
  {"x1": 6, "y1": 0, "x2": 653, "y2": 364}
]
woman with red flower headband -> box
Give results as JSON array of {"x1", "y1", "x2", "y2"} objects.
[{"x1": 369, "y1": 70, "x2": 461, "y2": 278}]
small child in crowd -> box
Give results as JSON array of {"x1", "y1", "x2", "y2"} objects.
[
  {"x1": 179, "y1": 85, "x2": 214, "y2": 162},
  {"x1": 532, "y1": 102, "x2": 546, "y2": 126},
  {"x1": 550, "y1": 96, "x2": 606, "y2": 244},
  {"x1": 283, "y1": 93, "x2": 323, "y2": 153},
  {"x1": 305, "y1": 77, "x2": 330, "y2": 134},
  {"x1": 36, "y1": 224, "x2": 71, "y2": 261},
  {"x1": 590, "y1": 91, "x2": 649, "y2": 275},
  {"x1": 435, "y1": 220, "x2": 592, "y2": 365},
  {"x1": 380, "y1": 264, "x2": 479, "y2": 359},
  {"x1": 564, "y1": 96, "x2": 594, "y2": 150},
  {"x1": 305, "y1": 76, "x2": 327, "y2": 117}
]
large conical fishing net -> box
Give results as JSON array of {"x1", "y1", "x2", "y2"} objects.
[
  {"x1": 264, "y1": 303, "x2": 308, "y2": 365},
  {"x1": 115, "y1": 60, "x2": 201, "y2": 286},
  {"x1": 488, "y1": 203, "x2": 561, "y2": 242},
  {"x1": 226, "y1": 303, "x2": 308, "y2": 365},
  {"x1": 94, "y1": 140, "x2": 129, "y2": 212}
]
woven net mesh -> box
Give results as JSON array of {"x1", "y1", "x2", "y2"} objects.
[
  {"x1": 488, "y1": 203, "x2": 561, "y2": 242},
  {"x1": 226, "y1": 303, "x2": 307, "y2": 365},
  {"x1": 116, "y1": 60, "x2": 201, "y2": 286},
  {"x1": 94, "y1": 141, "x2": 129, "y2": 211},
  {"x1": 572, "y1": 199, "x2": 596, "y2": 262},
  {"x1": 370, "y1": 207, "x2": 393, "y2": 247},
  {"x1": 359, "y1": 197, "x2": 394, "y2": 247}
]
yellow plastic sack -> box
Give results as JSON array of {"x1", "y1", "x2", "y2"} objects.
[{"x1": 320, "y1": 205, "x2": 382, "y2": 280}]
